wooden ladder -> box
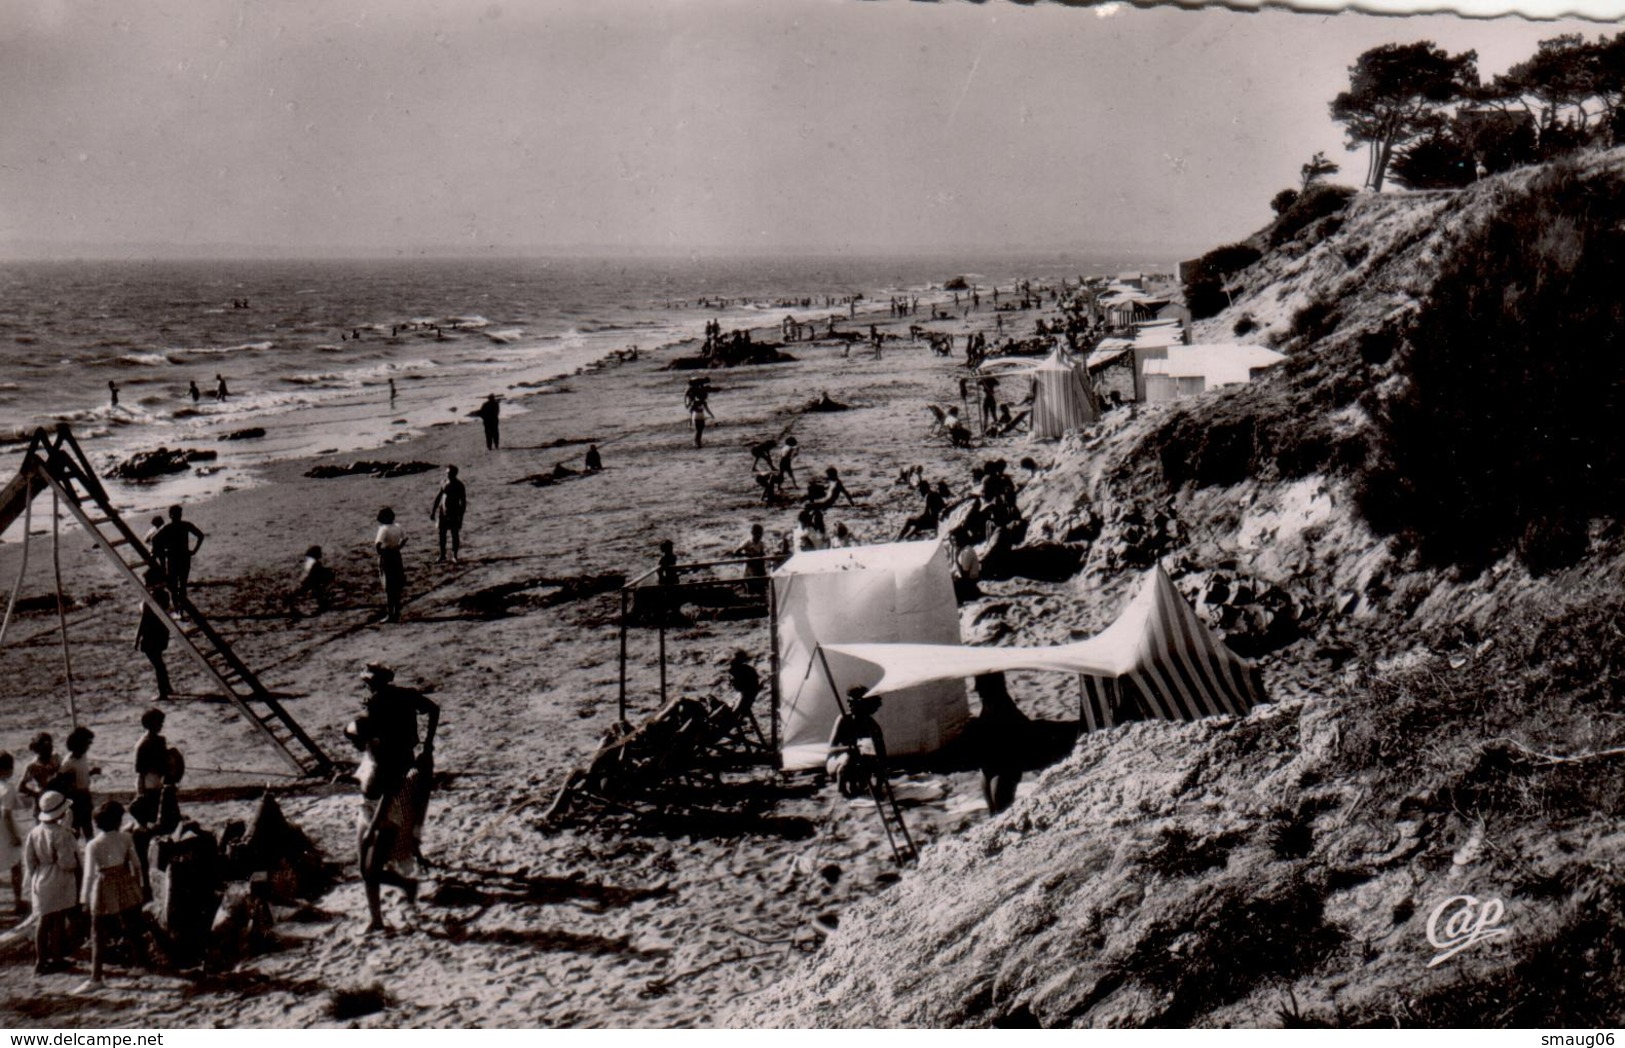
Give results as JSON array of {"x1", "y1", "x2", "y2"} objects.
[
  {"x1": 869, "y1": 773, "x2": 917, "y2": 866},
  {"x1": 7, "y1": 424, "x2": 332, "y2": 779}
]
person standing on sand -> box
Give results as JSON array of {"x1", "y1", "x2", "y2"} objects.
[
  {"x1": 135, "y1": 587, "x2": 173, "y2": 700},
  {"x1": 188, "y1": 381, "x2": 200, "y2": 404},
  {"x1": 777, "y1": 436, "x2": 800, "y2": 489},
  {"x1": 22, "y1": 791, "x2": 78, "y2": 974},
  {"x1": 0, "y1": 753, "x2": 23, "y2": 916},
  {"x1": 374, "y1": 507, "x2": 408, "y2": 623},
  {"x1": 152, "y1": 505, "x2": 205, "y2": 605},
  {"x1": 735, "y1": 523, "x2": 768, "y2": 597},
  {"x1": 348, "y1": 663, "x2": 438, "y2": 935},
  {"x1": 470, "y1": 395, "x2": 501, "y2": 450},
  {"x1": 82, "y1": 800, "x2": 145, "y2": 985},
  {"x1": 428, "y1": 465, "x2": 467, "y2": 565},
  {"x1": 215, "y1": 374, "x2": 229, "y2": 402}
]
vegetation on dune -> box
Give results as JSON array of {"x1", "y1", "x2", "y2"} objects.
[
  {"x1": 1357, "y1": 158, "x2": 1625, "y2": 575},
  {"x1": 1181, "y1": 242, "x2": 1264, "y2": 320}
]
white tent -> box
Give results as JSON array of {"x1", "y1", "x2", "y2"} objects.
[
  {"x1": 772, "y1": 539, "x2": 970, "y2": 770},
  {"x1": 821, "y1": 566, "x2": 1264, "y2": 732},
  {"x1": 978, "y1": 348, "x2": 1099, "y2": 440}
]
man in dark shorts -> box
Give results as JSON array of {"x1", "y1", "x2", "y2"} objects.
[
  {"x1": 152, "y1": 505, "x2": 206, "y2": 605},
  {"x1": 348, "y1": 663, "x2": 439, "y2": 934},
  {"x1": 428, "y1": 465, "x2": 467, "y2": 564}
]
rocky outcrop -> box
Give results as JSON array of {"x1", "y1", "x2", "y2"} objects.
[
  {"x1": 303, "y1": 460, "x2": 437, "y2": 479},
  {"x1": 111, "y1": 446, "x2": 218, "y2": 480}
]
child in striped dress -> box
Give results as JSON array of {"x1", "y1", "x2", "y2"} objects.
[{"x1": 82, "y1": 801, "x2": 144, "y2": 984}]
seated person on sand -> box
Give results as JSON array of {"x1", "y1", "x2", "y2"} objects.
[
  {"x1": 819, "y1": 467, "x2": 855, "y2": 507},
  {"x1": 826, "y1": 687, "x2": 887, "y2": 799},
  {"x1": 795, "y1": 504, "x2": 828, "y2": 551},
  {"x1": 286, "y1": 545, "x2": 335, "y2": 618},
  {"x1": 896, "y1": 480, "x2": 946, "y2": 541}
]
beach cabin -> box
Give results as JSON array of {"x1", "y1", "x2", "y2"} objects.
[
  {"x1": 1087, "y1": 338, "x2": 1138, "y2": 405},
  {"x1": 1141, "y1": 343, "x2": 1287, "y2": 402},
  {"x1": 772, "y1": 540, "x2": 969, "y2": 770}
]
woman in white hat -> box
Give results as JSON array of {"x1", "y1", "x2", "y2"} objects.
[{"x1": 23, "y1": 790, "x2": 80, "y2": 974}]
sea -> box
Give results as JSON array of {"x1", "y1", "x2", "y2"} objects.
[{"x1": 0, "y1": 251, "x2": 1176, "y2": 527}]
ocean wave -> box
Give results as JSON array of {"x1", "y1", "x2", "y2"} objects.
[
  {"x1": 447, "y1": 315, "x2": 490, "y2": 329},
  {"x1": 484, "y1": 328, "x2": 524, "y2": 344},
  {"x1": 284, "y1": 358, "x2": 442, "y2": 387},
  {"x1": 117, "y1": 352, "x2": 172, "y2": 367},
  {"x1": 169, "y1": 340, "x2": 275, "y2": 357}
]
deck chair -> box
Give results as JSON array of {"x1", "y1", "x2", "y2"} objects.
[{"x1": 696, "y1": 692, "x2": 769, "y2": 761}]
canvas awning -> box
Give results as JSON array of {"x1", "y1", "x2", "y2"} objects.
[{"x1": 820, "y1": 566, "x2": 1263, "y2": 729}]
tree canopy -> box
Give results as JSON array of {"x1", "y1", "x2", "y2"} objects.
[{"x1": 1330, "y1": 42, "x2": 1479, "y2": 191}]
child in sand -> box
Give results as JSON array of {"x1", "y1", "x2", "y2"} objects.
[
  {"x1": 287, "y1": 545, "x2": 335, "y2": 617},
  {"x1": 777, "y1": 437, "x2": 800, "y2": 488},
  {"x1": 57, "y1": 726, "x2": 100, "y2": 840},
  {"x1": 0, "y1": 753, "x2": 23, "y2": 915},
  {"x1": 20, "y1": 733, "x2": 58, "y2": 814},
  {"x1": 82, "y1": 800, "x2": 145, "y2": 984},
  {"x1": 23, "y1": 791, "x2": 78, "y2": 974}
]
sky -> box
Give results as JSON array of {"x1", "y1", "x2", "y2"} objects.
[{"x1": 0, "y1": 0, "x2": 1617, "y2": 259}]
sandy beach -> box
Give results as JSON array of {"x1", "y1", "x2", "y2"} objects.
[{"x1": 0, "y1": 288, "x2": 1082, "y2": 1026}]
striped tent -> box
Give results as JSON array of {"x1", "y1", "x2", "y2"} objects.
[
  {"x1": 980, "y1": 348, "x2": 1099, "y2": 440},
  {"x1": 820, "y1": 565, "x2": 1264, "y2": 733}
]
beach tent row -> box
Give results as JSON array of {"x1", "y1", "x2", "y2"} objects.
[{"x1": 771, "y1": 539, "x2": 1265, "y2": 770}]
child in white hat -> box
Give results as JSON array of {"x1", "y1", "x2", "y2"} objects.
[{"x1": 23, "y1": 790, "x2": 79, "y2": 974}]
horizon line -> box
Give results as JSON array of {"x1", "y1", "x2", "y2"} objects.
[{"x1": 0, "y1": 241, "x2": 1210, "y2": 264}]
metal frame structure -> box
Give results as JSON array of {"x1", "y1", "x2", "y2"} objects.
[{"x1": 616, "y1": 554, "x2": 783, "y2": 761}]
